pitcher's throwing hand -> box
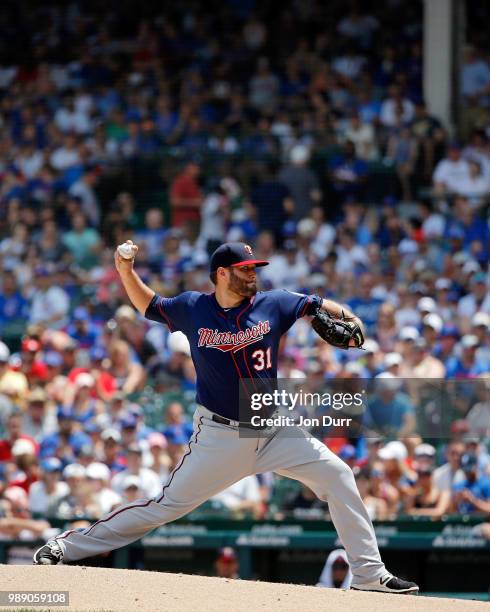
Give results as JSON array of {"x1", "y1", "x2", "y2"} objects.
[{"x1": 114, "y1": 240, "x2": 138, "y2": 271}]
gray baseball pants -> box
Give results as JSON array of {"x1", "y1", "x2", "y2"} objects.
[{"x1": 55, "y1": 405, "x2": 385, "y2": 585}]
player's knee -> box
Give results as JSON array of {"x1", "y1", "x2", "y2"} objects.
[
  {"x1": 316, "y1": 490, "x2": 329, "y2": 503},
  {"x1": 332, "y1": 455, "x2": 356, "y2": 483},
  {"x1": 314, "y1": 459, "x2": 355, "y2": 501}
]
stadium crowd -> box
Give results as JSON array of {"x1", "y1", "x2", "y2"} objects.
[{"x1": 0, "y1": 0, "x2": 489, "y2": 547}]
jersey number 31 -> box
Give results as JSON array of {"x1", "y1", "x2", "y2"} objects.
[{"x1": 251, "y1": 348, "x2": 272, "y2": 370}]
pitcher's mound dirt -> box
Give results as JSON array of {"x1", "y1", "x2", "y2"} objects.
[{"x1": 1, "y1": 566, "x2": 487, "y2": 611}]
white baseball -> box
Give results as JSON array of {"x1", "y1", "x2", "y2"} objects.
[{"x1": 117, "y1": 243, "x2": 134, "y2": 259}]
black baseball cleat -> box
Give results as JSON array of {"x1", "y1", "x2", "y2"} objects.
[
  {"x1": 33, "y1": 539, "x2": 64, "y2": 565},
  {"x1": 351, "y1": 573, "x2": 419, "y2": 594}
]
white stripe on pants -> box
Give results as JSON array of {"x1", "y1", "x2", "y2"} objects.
[{"x1": 56, "y1": 405, "x2": 385, "y2": 584}]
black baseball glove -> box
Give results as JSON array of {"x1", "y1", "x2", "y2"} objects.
[{"x1": 311, "y1": 309, "x2": 365, "y2": 350}]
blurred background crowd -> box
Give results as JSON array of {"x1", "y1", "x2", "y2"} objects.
[{"x1": 0, "y1": 0, "x2": 489, "y2": 548}]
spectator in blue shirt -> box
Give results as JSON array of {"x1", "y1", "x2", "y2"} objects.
[
  {"x1": 136, "y1": 119, "x2": 163, "y2": 155},
  {"x1": 452, "y1": 453, "x2": 490, "y2": 514},
  {"x1": 433, "y1": 325, "x2": 460, "y2": 369},
  {"x1": 161, "y1": 402, "x2": 194, "y2": 441},
  {"x1": 126, "y1": 403, "x2": 154, "y2": 441},
  {"x1": 251, "y1": 161, "x2": 293, "y2": 246},
  {"x1": 365, "y1": 374, "x2": 416, "y2": 437},
  {"x1": 100, "y1": 428, "x2": 126, "y2": 474},
  {"x1": 153, "y1": 95, "x2": 179, "y2": 138},
  {"x1": 39, "y1": 407, "x2": 91, "y2": 466},
  {"x1": 445, "y1": 334, "x2": 489, "y2": 378},
  {"x1": 356, "y1": 88, "x2": 382, "y2": 125},
  {"x1": 347, "y1": 273, "x2": 383, "y2": 336},
  {"x1": 444, "y1": 197, "x2": 489, "y2": 262},
  {"x1": 0, "y1": 270, "x2": 29, "y2": 335},
  {"x1": 461, "y1": 45, "x2": 490, "y2": 108},
  {"x1": 135, "y1": 208, "x2": 168, "y2": 266},
  {"x1": 328, "y1": 140, "x2": 368, "y2": 204},
  {"x1": 65, "y1": 306, "x2": 98, "y2": 349}
]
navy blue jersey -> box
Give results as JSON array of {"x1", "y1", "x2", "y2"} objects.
[{"x1": 145, "y1": 290, "x2": 322, "y2": 420}]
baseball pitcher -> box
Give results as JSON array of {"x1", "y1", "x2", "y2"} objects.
[{"x1": 34, "y1": 241, "x2": 418, "y2": 594}]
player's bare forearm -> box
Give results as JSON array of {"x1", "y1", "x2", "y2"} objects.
[
  {"x1": 118, "y1": 268, "x2": 155, "y2": 316},
  {"x1": 114, "y1": 242, "x2": 155, "y2": 315}
]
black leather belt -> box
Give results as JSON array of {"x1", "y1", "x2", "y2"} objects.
[{"x1": 212, "y1": 413, "x2": 266, "y2": 430}]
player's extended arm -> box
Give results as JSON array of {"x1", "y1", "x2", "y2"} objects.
[{"x1": 114, "y1": 240, "x2": 155, "y2": 316}]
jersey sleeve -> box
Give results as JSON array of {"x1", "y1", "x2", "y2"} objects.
[
  {"x1": 144, "y1": 292, "x2": 194, "y2": 333},
  {"x1": 274, "y1": 290, "x2": 323, "y2": 334}
]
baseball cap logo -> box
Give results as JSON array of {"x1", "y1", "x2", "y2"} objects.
[{"x1": 209, "y1": 242, "x2": 269, "y2": 271}]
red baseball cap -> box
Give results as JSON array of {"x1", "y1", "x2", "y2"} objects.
[
  {"x1": 210, "y1": 242, "x2": 269, "y2": 272},
  {"x1": 21, "y1": 338, "x2": 41, "y2": 353}
]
